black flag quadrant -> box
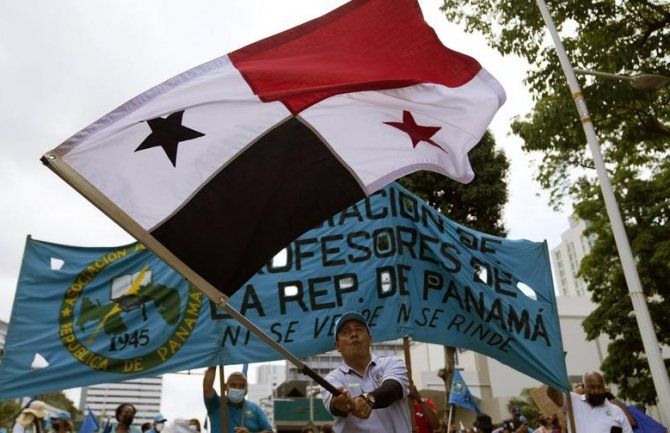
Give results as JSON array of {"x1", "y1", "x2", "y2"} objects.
[{"x1": 151, "y1": 117, "x2": 365, "y2": 294}]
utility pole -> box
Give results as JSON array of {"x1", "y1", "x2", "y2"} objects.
[{"x1": 535, "y1": 0, "x2": 670, "y2": 425}]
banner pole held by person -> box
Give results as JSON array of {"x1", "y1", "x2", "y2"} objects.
[
  {"x1": 218, "y1": 365, "x2": 227, "y2": 433},
  {"x1": 403, "y1": 336, "x2": 418, "y2": 433}
]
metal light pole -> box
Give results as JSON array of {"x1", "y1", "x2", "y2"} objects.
[
  {"x1": 574, "y1": 68, "x2": 670, "y2": 90},
  {"x1": 535, "y1": 0, "x2": 670, "y2": 426}
]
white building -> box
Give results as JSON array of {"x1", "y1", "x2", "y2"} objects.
[
  {"x1": 551, "y1": 216, "x2": 594, "y2": 296},
  {"x1": 256, "y1": 363, "x2": 286, "y2": 390},
  {"x1": 80, "y1": 377, "x2": 163, "y2": 425},
  {"x1": 409, "y1": 295, "x2": 610, "y2": 424}
]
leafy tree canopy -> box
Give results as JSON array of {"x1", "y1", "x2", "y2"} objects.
[
  {"x1": 0, "y1": 392, "x2": 77, "y2": 429},
  {"x1": 38, "y1": 392, "x2": 79, "y2": 418},
  {"x1": 0, "y1": 399, "x2": 21, "y2": 429},
  {"x1": 507, "y1": 387, "x2": 541, "y2": 426},
  {"x1": 400, "y1": 131, "x2": 509, "y2": 237},
  {"x1": 440, "y1": 0, "x2": 670, "y2": 404}
]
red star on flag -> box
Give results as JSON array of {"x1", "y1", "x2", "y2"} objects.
[{"x1": 384, "y1": 110, "x2": 445, "y2": 153}]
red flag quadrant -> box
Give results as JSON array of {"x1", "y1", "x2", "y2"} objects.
[{"x1": 46, "y1": 0, "x2": 505, "y2": 298}]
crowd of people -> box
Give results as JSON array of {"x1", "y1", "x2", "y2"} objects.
[
  {"x1": 10, "y1": 402, "x2": 78, "y2": 433},
  {"x1": 5, "y1": 400, "x2": 208, "y2": 433},
  {"x1": 316, "y1": 310, "x2": 649, "y2": 433},
  {"x1": 6, "y1": 311, "x2": 663, "y2": 433}
]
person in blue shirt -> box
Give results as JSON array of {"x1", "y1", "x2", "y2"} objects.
[{"x1": 203, "y1": 367, "x2": 272, "y2": 433}]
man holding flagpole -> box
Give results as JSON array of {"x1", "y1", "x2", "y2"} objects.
[{"x1": 320, "y1": 311, "x2": 410, "y2": 433}]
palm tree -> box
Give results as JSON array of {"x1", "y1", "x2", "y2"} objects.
[{"x1": 507, "y1": 388, "x2": 540, "y2": 426}]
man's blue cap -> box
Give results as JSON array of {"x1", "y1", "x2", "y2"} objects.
[
  {"x1": 51, "y1": 412, "x2": 71, "y2": 421},
  {"x1": 511, "y1": 407, "x2": 521, "y2": 415},
  {"x1": 334, "y1": 311, "x2": 368, "y2": 340},
  {"x1": 154, "y1": 415, "x2": 167, "y2": 423}
]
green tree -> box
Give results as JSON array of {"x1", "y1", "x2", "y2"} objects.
[
  {"x1": 0, "y1": 393, "x2": 78, "y2": 429},
  {"x1": 439, "y1": 0, "x2": 670, "y2": 404},
  {"x1": 400, "y1": 131, "x2": 509, "y2": 236},
  {"x1": 37, "y1": 392, "x2": 79, "y2": 418},
  {"x1": 0, "y1": 399, "x2": 21, "y2": 429},
  {"x1": 507, "y1": 388, "x2": 540, "y2": 426}
]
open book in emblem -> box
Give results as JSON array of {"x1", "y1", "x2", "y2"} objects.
[{"x1": 110, "y1": 270, "x2": 152, "y2": 313}]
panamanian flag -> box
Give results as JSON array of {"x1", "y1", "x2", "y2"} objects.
[{"x1": 44, "y1": 0, "x2": 505, "y2": 299}]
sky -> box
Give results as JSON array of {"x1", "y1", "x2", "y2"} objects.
[{"x1": 0, "y1": 0, "x2": 571, "y2": 420}]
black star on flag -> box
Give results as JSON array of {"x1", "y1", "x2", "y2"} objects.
[{"x1": 136, "y1": 110, "x2": 205, "y2": 167}]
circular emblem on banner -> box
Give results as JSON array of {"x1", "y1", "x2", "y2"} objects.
[
  {"x1": 58, "y1": 243, "x2": 203, "y2": 373},
  {"x1": 452, "y1": 379, "x2": 465, "y2": 395}
]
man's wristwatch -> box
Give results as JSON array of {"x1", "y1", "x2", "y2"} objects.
[{"x1": 360, "y1": 392, "x2": 376, "y2": 409}]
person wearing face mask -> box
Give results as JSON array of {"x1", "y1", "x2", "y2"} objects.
[
  {"x1": 145, "y1": 415, "x2": 167, "y2": 433},
  {"x1": 203, "y1": 367, "x2": 272, "y2": 433},
  {"x1": 547, "y1": 371, "x2": 633, "y2": 433},
  {"x1": 110, "y1": 404, "x2": 141, "y2": 433}
]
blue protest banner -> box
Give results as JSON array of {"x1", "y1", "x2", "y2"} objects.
[{"x1": 0, "y1": 183, "x2": 568, "y2": 398}]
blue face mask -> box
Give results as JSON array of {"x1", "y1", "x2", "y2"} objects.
[{"x1": 227, "y1": 388, "x2": 246, "y2": 404}]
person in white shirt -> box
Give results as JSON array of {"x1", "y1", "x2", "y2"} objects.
[{"x1": 548, "y1": 371, "x2": 633, "y2": 433}]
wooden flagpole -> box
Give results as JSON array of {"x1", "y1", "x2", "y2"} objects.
[
  {"x1": 445, "y1": 404, "x2": 454, "y2": 433},
  {"x1": 403, "y1": 336, "x2": 417, "y2": 433},
  {"x1": 240, "y1": 402, "x2": 246, "y2": 429},
  {"x1": 564, "y1": 391, "x2": 576, "y2": 433},
  {"x1": 218, "y1": 365, "x2": 228, "y2": 433},
  {"x1": 42, "y1": 154, "x2": 341, "y2": 396},
  {"x1": 438, "y1": 346, "x2": 457, "y2": 431}
]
